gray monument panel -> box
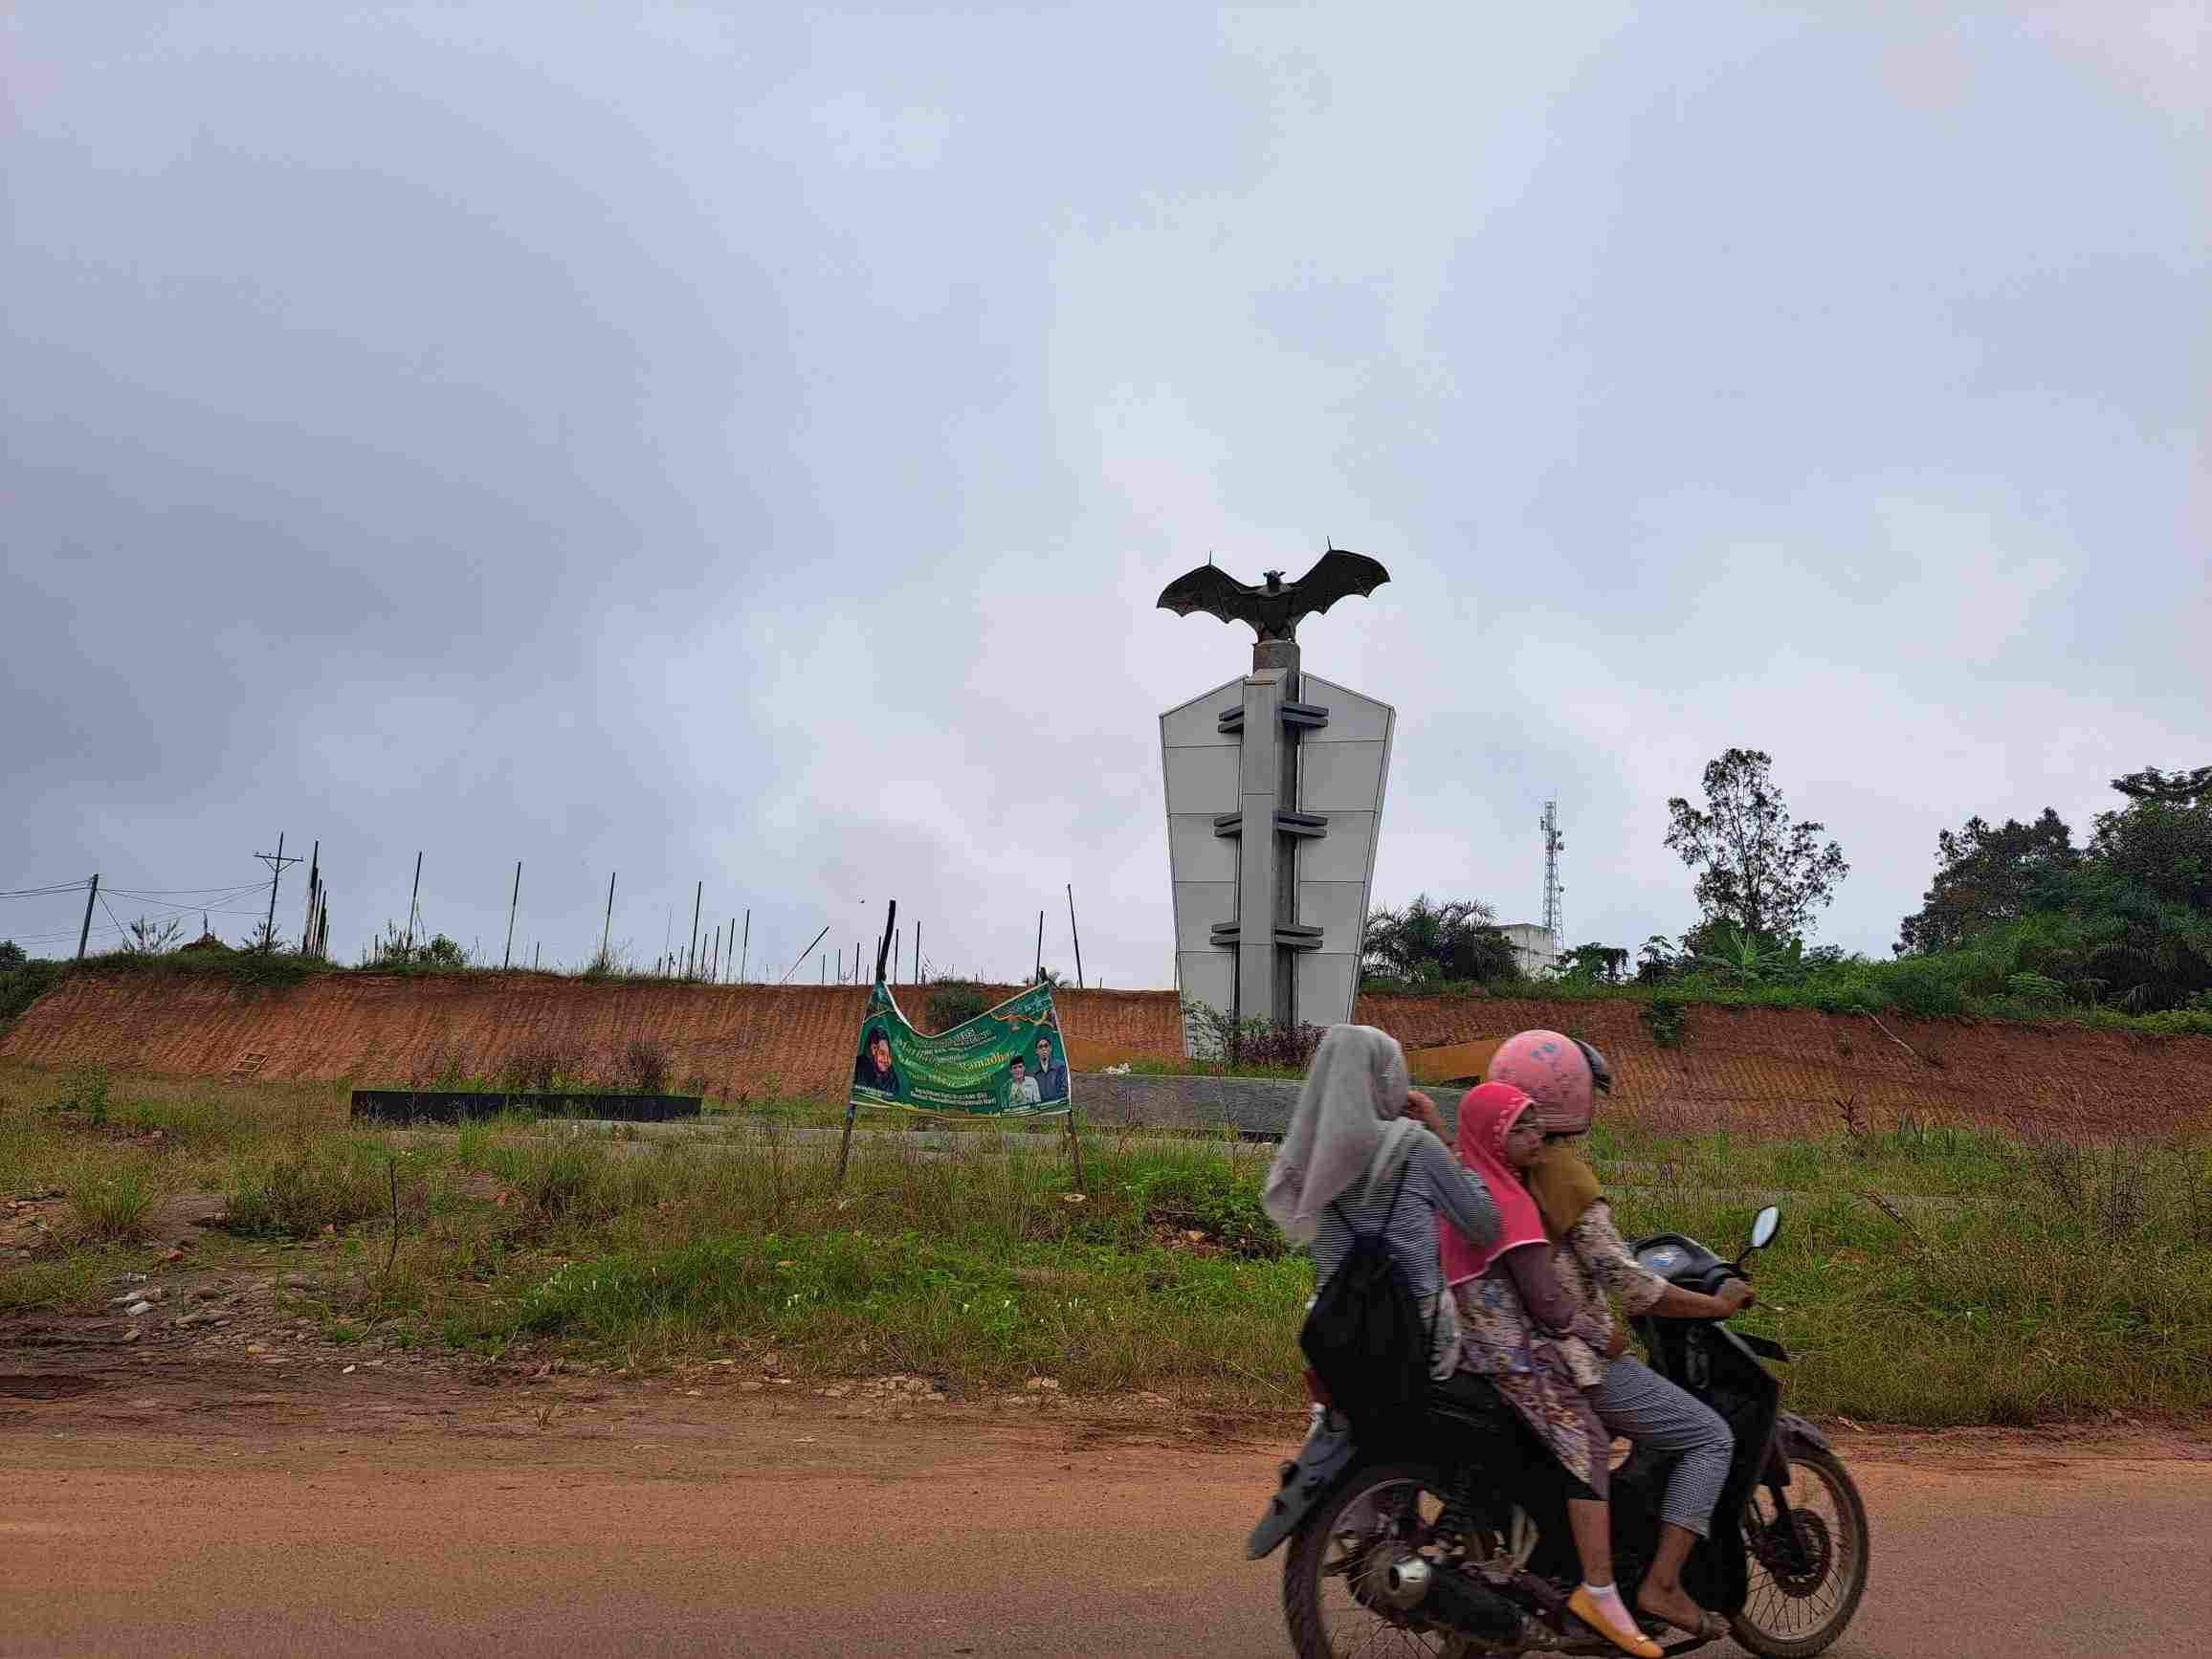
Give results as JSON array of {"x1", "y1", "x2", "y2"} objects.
[
  {"x1": 1173, "y1": 879, "x2": 1235, "y2": 950},
  {"x1": 1300, "y1": 740, "x2": 1390, "y2": 811},
  {"x1": 1301, "y1": 675, "x2": 1394, "y2": 743},
  {"x1": 1167, "y1": 813, "x2": 1238, "y2": 883},
  {"x1": 1297, "y1": 878, "x2": 1369, "y2": 953},
  {"x1": 1298, "y1": 809, "x2": 1376, "y2": 882},
  {"x1": 1295, "y1": 953, "x2": 1360, "y2": 1030},
  {"x1": 1163, "y1": 744, "x2": 1240, "y2": 813},
  {"x1": 1176, "y1": 950, "x2": 1234, "y2": 1036},
  {"x1": 1161, "y1": 677, "x2": 1242, "y2": 749}
]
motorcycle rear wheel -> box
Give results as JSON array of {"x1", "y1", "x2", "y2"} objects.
[
  {"x1": 1282, "y1": 1459, "x2": 1476, "y2": 1659},
  {"x1": 1729, "y1": 1446, "x2": 1869, "y2": 1658}
]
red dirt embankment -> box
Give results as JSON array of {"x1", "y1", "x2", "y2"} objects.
[{"x1": 6, "y1": 971, "x2": 2211, "y2": 1137}]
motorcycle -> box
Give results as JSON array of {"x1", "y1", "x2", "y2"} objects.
[{"x1": 1248, "y1": 1205, "x2": 1869, "y2": 1657}]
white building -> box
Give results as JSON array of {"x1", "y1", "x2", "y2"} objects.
[{"x1": 1501, "y1": 922, "x2": 1559, "y2": 980}]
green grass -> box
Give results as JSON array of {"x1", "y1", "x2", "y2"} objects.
[
  {"x1": 65, "y1": 1162, "x2": 159, "y2": 1243},
  {"x1": 1111, "y1": 1055, "x2": 1310, "y2": 1079},
  {"x1": 1360, "y1": 967, "x2": 2212, "y2": 1037},
  {"x1": 3, "y1": 1061, "x2": 2207, "y2": 1426},
  {"x1": 8, "y1": 946, "x2": 2209, "y2": 1051}
]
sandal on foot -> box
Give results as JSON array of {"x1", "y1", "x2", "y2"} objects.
[
  {"x1": 1640, "y1": 1603, "x2": 1727, "y2": 1641},
  {"x1": 1566, "y1": 1586, "x2": 1663, "y2": 1658}
]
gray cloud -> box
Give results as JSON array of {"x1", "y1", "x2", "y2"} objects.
[{"x1": 4, "y1": 4, "x2": 2203, "y2": 986}]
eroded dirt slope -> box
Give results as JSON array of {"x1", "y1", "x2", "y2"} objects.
[{"x1": 6, "y1": 970, "x2": 2210, "y2": 1136}]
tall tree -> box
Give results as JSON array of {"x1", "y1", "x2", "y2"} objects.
[
  {"x1": 1361, "y1": 895, "x2": 1517, "y2": 984},
  {"x1": 1664, "y1": 748, "x2": 1848, "y2": 940},
  {"x1": 2109, "y1": 764, "x2": 2212, "y2": 808},
  {"x1": 1556, "y1": 942, "x2": 1629, "y2": 984},
  {"x1": 1896, "y1": 807, "x2": 2078, "y2": 955}
]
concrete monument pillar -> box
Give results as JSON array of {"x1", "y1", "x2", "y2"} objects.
[{"x1": 1157, "y1": 551, "x2": 1394, "y2": 1048}]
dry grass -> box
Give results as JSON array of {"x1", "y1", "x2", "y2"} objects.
[{"x1": 4, "y1": 1061, "x2": 2207, "y2": 1426}]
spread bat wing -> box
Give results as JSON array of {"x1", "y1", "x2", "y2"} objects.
[
  {"x1": 1156, "y1": 563, "x2": 1260, "y2": 624},
  {"x1": 1288, "y1": 548, "x2": 1390, "y2": 615}
]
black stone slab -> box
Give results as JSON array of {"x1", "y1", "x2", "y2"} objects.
[
  {"x1": 1073, "y1": 1074, "x2": 1469, "y2": 1139},
  {"x1": 350, "y1": 1090, "x2": 702, "y2": 1124}
]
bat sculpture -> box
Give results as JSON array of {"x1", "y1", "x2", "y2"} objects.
[{"x1": 1155, "y1": 547, "x2": 1390, "y2": 642}]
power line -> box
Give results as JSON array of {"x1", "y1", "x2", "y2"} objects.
[
  {"x1": 103, "y1": 880, "x2": 281, "y2": 897},
  {"x1": 106, "y1": 881, "x2": 270, "y2": 901},
  {"x1": 0, "y1": 880, "x2": 94, "y2": 899}
]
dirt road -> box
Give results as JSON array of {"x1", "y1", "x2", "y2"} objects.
[{"x1": 5, "y1": 1378, "x2": 2206, "y2": 1658}]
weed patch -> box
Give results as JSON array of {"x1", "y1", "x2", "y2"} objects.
[
  {"x1": 67, "y1": 1163, "x2": 158, "y2": 1243},
  {"x1": 230, "y1": 1140, "x2": 389, "y2": 1237}
]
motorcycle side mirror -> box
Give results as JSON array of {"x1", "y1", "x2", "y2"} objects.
[{"x1": 1746, "y1": 1205, "x2": 1781, "y2": 1254}]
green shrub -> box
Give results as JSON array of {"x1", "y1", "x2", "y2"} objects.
[
  {"x1": 231, "y1": 1141, "x2": 388, "y2": 1237},
  {"x1": 500, "y1": 1043, "x2": 582, "y2": 1093},
  {"x1": 618, "y1": 1039, "x2": 671, "y2": 1095},
  {"x1": 70, "y1": 1164, "x2": 157, "y2": 1243},
  {"x1": 1877, "y1": 955, "x2": 1970, "y2": 1017},
  {"x1": 1640, "y1": 995, "x2": 1688, "y2": 1049},
  {"x1": 925, "y1": 981, "x2": 993, "y2": 1032},
  {"x1": 491, "y1": 1138, "x2": 611, "y2": 1221},
  {"x1": 0, "y1": 956, "x2": 61, "y2": 1028},
  {"x1": 60, "y1": 1067, "x2": 111, "y2": 1124}
]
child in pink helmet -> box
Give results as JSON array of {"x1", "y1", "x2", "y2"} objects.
[{"x1": 1485, "y1": 1031, "x2": 1752, "y2": 1643}]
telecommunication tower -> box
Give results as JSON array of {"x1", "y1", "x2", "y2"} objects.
[{"x1": 1539, "y1": 799, "x2": 1564, "y2": 953}]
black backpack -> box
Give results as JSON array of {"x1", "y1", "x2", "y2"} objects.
[{"x1": 1299, "y1": 1163, "x2": 1435, "y2": 1422}]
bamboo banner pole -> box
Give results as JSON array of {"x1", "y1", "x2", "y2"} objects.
[{"x1": 835, "y1": 898, "x2": 896, "y2": 1191}]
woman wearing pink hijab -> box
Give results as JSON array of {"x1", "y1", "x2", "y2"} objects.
[{"x1": 1442, "y1": 1082, "x2": 1659, "y2": 1659}]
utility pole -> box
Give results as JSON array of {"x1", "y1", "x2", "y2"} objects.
[
  {"x1": 1034, "y1": 909, "x2": 1044, "y2": 984},
  {"x1": 688, "y1": 880, "x2": 702, "y2": 980},
  {"x1": 254, "y1": 833, "x2": 302, "y2": 952},
  {"x1": 402, "y1": 851, "x2": 423, "y2": 956},
  {"x1": 76, "y1": 874, "x2": 100, "y2": 961},
  {"x1": 504, "y1": 861, "x2": 521, "y2": 969},
  {"x1": 1067, "y1": 884, "x2": 1085, "y2": 989},
  {"x1": 739, "y1": 909, "x2": 750, "y2": 983},
  {"x1": 916, "y1": 922, "x2": 922, "y2": 986},
  {"x1": 602, "y1": 871, "x2": 617, "y2": 966}
]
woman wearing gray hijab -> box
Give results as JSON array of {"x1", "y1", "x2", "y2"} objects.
[{"x1": 1265, "y1": 1025, "x2": 1499, "y2": 1380}]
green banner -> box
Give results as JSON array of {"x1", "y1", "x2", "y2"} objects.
[{"x1": 849, "y1": 981, "x2": 1071, "y2": 1117}]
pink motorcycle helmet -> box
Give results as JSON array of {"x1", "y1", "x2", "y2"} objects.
[{"x1": 1485, "y1": 1029, "x2": 1610, "y2": 1136}]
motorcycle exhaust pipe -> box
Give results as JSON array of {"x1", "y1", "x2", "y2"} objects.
[
  {"x1": 1423, "y1": 1569, "x2": 1524, "y2": 1643},
  {"x1": 1378, "y1": 1555, "x2": 1431, "y2": 1608}
]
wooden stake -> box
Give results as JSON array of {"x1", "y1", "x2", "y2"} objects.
[
  {"x1": 1067, "y1": 883, "x2": 1084, "y2": 989},
  {"x1": 833, "y1": 1099, "x2": 860, "y2": 1190}
]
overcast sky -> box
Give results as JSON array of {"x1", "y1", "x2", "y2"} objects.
[{"x1": 4, "y1": 4, "x2": 2205, "y2": 985}]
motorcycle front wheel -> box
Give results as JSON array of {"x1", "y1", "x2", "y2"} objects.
[
  {"x1": 1730, "y1": 1446, "x2": 1870, "y2": 1657},
  {"x1": 1281, "y1": 1459, "x2": 1475, "y2": 1659}
]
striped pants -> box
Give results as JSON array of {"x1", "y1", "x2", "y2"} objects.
[{"x1": 1589, "y1": 1357, "x2": 1734, "y2": 1538}]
